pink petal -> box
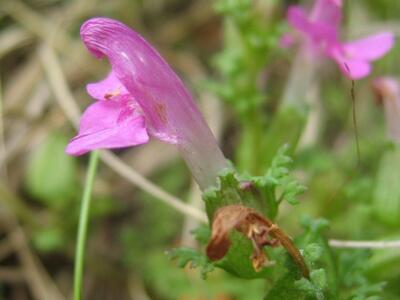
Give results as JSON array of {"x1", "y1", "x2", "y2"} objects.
[
  {"x1": 335, "y1": 55, "x2": 371, "y2": 79},
  {"x1": 343, "y1": 32, "x2": 395, "y2": 61},
  {"x1": 80, "y1": 17, "x2": 198, "y2": 144},
  {"x1": 79, "y1": 17, "x2": 228, "y2": 190},
  {"x1": 287, "y1": 5, "x2": 338, "y2": 47},
  {"x1": 280, "y1": 33, "x2": 296, "y2": 48},
  {"x1": 87, "y1": 71, "x2": 129, "y2": 101},
  {"x1": 310, "y1": 0, "x2": 342, "y2": 28},
  {"x1": 372, "y1": 78, "x2": 400, "y2": 142},
  {"x1": 66, "y1": 101, "x2": 149, "y2": 156},
  {"x1": 287, "y1": 6, "x2": 310, "y2": 34},
  {"x1": 373, "y1": 77, "x2": 400, "y2": 99}
]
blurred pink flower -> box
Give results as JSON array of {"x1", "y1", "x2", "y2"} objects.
[
  {"x1": 284, "y1": 0, "x2": 394, "y2": 79},
  {"x1": 66, "y1": 18, "x2": 227, "y2": 189},
  {"x1": 372, "y1": 77, "x2": 400, "y2": 143}
]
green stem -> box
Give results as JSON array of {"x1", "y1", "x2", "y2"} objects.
[
  {"x1": 73, "y1": 150, "x2": 100, "y2": 300},
  {"x1": 237, "y1": 109, "x2": 265, "y2": 174}
]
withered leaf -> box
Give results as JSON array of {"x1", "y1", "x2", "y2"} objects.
[
  {"x1": 206, "y1": 204, "x2": 309, "y2": 278},
  {"x1": 206, "y1": 205, "x2": 251, "y2": 261}
]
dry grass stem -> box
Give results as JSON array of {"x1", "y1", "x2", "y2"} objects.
[
  {"x1": 39, "y1": 44, "x2": 81, "y2": 124},
  {"x1": 9, "y1": 227, "x2": 66, "y2": 300},
  {"x1": 329, "y1": 239, "x2": 400, "y2": 249},
  {"x1": 0, "y1": 26, "x2": 33, "y2": 58},
  {"x1": 0, "y1": 200, "x2": 65, "y2": 300},
  {"x1": 179, "y1": 181, "x2": 203, "y2": 247},
  {"x1": 0, "y1": 78, "x2": 7, "y2": 178},
  {"x1": 2, "y1": 0, "x2": 71, "y2": 50},
  {"x1": 4, "y1": 56, "x2": 42, "y2": 113},
  {"x1": 100, "y1": 151, "x2": 208, "y2": 223},
  {"x1": 0, "y1": 237, "x2": 14, "y2": 261},
  {"x1": 0, "y1": 267, "x2": 25, "y2": 283}
]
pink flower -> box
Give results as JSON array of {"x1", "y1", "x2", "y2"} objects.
[
  {"x1": 66, "y1": 18, "x2": 227, "y2": 189},
  {"x1": 372, "y1": 77, "x2": 400, "y2": 143},
  {"x1": 284, "y1": 0, "x2": 394, "y2": 79}
]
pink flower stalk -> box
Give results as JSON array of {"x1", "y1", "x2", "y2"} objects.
[
  {"x1": 372, "y1": 77, "x2": 400, "y2": 143},
  {"x1": 284, "y1": 0, "x2": 394, "y2": 79},
  {"x1": 66, "y1": 17, "x2": 228, "y2": 190}
]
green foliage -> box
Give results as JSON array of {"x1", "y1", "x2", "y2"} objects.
[
  {"x1": 143, "y1": 252, "x2": 203, "y2": 300},
  {"x1": 32, "y1": 227, "x2": 65, "y2": 252},
  {"x1": 203, "y1": 167, "x2": 257, "y2": 218},
  {"x1": 212, "y1": 0, "x2": 280, "y2": 114},
  {"x1": 119, "y1": 166, "x2": 184, "y2": 269},
  {"x1": 294, "y1": 218, "x2": 334, "y2": 299},
  {"x1": 24, "y1": 133, "x2": 120, "y2": 253},
  {"x1": 294, "y1": 269, "x2": 327, "y2": 300},
  {"x1": 364, "y1": 0, "x2": 400, "y2": 18},
  {"x1": 304, "y1": 243, "x2": 324, "y2": 264},
  {"x1": 246, "y1": 145, "x2": 307, "y2": 218},
  {"x1": 263, "y1": 263, "x2": 325, "y2": 300},
  {"x1": 201, "y1": 147, "x2": 307, "y2": 279},
  {"x1": 26, "y1": 133, "x2": 78, "y2": 207},
  {"x1": 215, "y1": 231, "x2": 276, "y2": 279},
  {"x1": 202, "y1": 168, "x2": 274, "y2": 278},
  {"x1": 337, "y1": 250, "x2": 385, "y2": 300},
  {"x1": 191, "y1": 225, "x2": 211, "y2": 245},
  {"x1": 263, "y1": 239, "x2": 327, "y2": 300},
  {"x1": 261, "y1": 145, "x2": 307, "y2": 204},
  {"x1": 214, "y1": 0, "x2": 252, "y2": 21},
  {"x1": 265, "y1": 271, "x2": 307, "y2": 300},
  {"x1": 210, "y1": 0, "x2": 287, "y2": 173},
  {"x1": 262, "y1": 215, "x2": 386, "y2": 299},
  {"x1": 367, "y1": 243, "x2": 400, "y2": 280},
  {"x1": 144, "y1": 251, "x2": 266, "y2": 300},
  {"x1": 9, "y1": 0, "x2": 400, "y2": 298},
  {"x1": 373, "y1": 144, "x2": 400, "y2": 226},
  {"x1": 167, "y1": 247, "x2": 215, "y2": 279},
  {"x1": 204, "y1": 146, "x2": 306, "y2": 220},
  {"x1": 25, "y1": 133, "x2": 77, "y2": 252},
  {"x1": 261, "y1": 105, "x2": 307, "y2": 169}
]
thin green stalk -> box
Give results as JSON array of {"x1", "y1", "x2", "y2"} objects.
[{"x1": 73, "y1": 150, "x2": 100, "y2": 300}]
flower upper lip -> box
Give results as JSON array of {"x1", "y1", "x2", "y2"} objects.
[
  {"x1": 79, "y1": 17, "x2": 203, "y2": 143},
  {"x1": 67, "y1": 17, "x2": 228, "y2": 190}
]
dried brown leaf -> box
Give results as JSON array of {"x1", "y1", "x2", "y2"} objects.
[{"x1": 206, "y1": 205, "x2": 309, "y2": 278}]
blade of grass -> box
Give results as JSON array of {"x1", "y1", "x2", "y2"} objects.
[{"x1": 0, "y1": 77, "x2": 8, "y2": 179}]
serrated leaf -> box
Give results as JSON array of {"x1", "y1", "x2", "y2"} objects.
[
  {"x1": 261, "y1": 145, "x2": 306, "y2": 208},
  {"x1": 167, "y1": 247, "x2": 215, "y2": 279},
  {"x1": 190, "y1": 225, "x2": 211, "y2": 245},
  {"x1": 300, "y1": 216, "x2": 329, "y2": 234},
  {"x1": 295, "y1": 277, "x2": 315, "y2": 294},
  {"x1": 295, "y1": 277, "x2": 325, "y2": 300},
  {"x1": 285, "y1": 195, "x2": 300, "y2": 205},
  {"x1": 310, "y1": 269, "x2": 327, "y2": 290},
  {"x1": 265, "y1": 272, "x2": 306, "y2": 300},
  {"x1": 304, "y1": 243, "x2": 323, "y2": 263}
]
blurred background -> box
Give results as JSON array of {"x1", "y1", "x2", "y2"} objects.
[{"x1": 0, "y1": 0, "x2": 400, "y2": 299}]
